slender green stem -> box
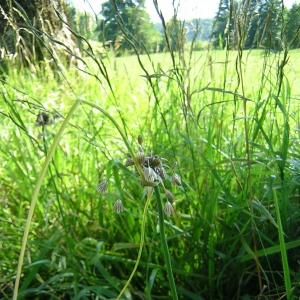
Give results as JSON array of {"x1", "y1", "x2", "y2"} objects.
[
  {"x1": 13, "y1": 100, "x2": 81, "y2": 300},
  {"x1": 116, "y1": 194, "x2": 151, "y2": 300},
  {"x1": 154, "y1": 185, "x2": 178, "y2": 300},
  {"x1": 273, "y1": 189, "x2": 292, "y2": 299}
]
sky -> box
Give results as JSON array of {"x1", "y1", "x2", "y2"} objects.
[
  {"x1": 70, "y1": 0, "x2": 298, "y2": 23},
  {"x1": 69, "y1": 0, "x2": 220, "y2": 21}
]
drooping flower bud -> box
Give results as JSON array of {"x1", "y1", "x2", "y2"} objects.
[
  {"x1": 113, "y1": 200, "x2": 124, "y2": 213},
  {"x1": 146, "y1": 186, "x2": 154, "y2": 196},
  {"x1": 164, "y1": 201, "x2": 174, "y2": 217},
  {"x1": 136, "y1": 151, "x2": 146, "y2": 165},
  {"x1": 172, "y1": 173, "x2": 182, "y2": 186},
  {"x1": 150, "y1": 155, "x2": 161, "y2": 168},
  {"x1": 165, "y1": 189, "x2": 175, "y2": 201},
  {"x1": 96, "y1": 181, "x2": 108, "y2": 194},
  {"x1": 159, "y1": 166, "x2": 167, "y2": 180}
]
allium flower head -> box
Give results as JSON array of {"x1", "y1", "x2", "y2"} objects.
[
  {"x1": 35, "y1": 111, "x2": 57, "y2": 126},
  {"x1": 98, "y1": 135, "x2": 182, "y2": 213}
]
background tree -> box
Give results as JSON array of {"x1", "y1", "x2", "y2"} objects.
[
  {"x1": 213, "y1": 0, "x2": 284, "y2": 50},
  {"x1": 97, "y1": 0, "x2": 162, "y2": 54},
  {"x1": 213, "y1": 0, "x2": 238, "y2": 49},
  {"x1": 284, "y1": 3, "x2": 300, "y2": 49},
  {"x1": 254, "y1": 0, "x2": 283, "y2": 49}
]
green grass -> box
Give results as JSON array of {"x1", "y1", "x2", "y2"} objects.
[{"x1": 1, "y1": 46, "x2": 300, "y2": 300}]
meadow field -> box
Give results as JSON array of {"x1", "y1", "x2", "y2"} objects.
[{"x1": 1, "y1": 47, "x2": 300, "y2": 299}]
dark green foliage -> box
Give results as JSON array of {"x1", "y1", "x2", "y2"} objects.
[
  {"x1": 284, "y1": 3, "x2": 300, "y2": 49},
  {"x1": 97, "y1": 0, "x2": 162, "y2": 54},
  {"x1": 213, "y1": 0, "x2": 295, "y2": 50}
]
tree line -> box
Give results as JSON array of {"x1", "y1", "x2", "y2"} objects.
[
  {"x1": 0, "y1": 0, "x2": 299, "y2": 65},
  {"x1": 213, "y1": 0, "x2": 300, "y2": 50},
  {"x1": 67, "y1": 0, "x2": 300, "y2": 52}
]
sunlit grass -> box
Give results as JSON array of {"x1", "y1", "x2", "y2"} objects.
[{"x1": 1, "y1": 47, "x2": 300, "y2": 299}]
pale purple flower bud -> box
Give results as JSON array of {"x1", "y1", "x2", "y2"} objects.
[
  {"x1": 96, "y1": 181, "x2": 108, "y2": 194},
  {"x1": 164, "y1": 201, "x2": 174, "y2": 217},
  {"x1": 172, "y1": 173, "x2": 182, "y2": 186},
  {"x1": 159, "y1": 166, "x2": 167, "y2": 180},
  {"x1": 144, "y1": 167, "x2": 158, "y2": 182},
  {"x1": 136, "y1": 151, "x2": 146, "y2": 165},
  {"x1": 146, "y1": 186, "x2": 154, "y2": 196},
  {"x1": 150, "y1": 155, "x2": 161, "y2": 167},
  {"x1": 165, "y1": 189, "x2": 175, "y2": 201},
  {"x1": 113, "y1": 200, "x2": 124, "y2": 214}
]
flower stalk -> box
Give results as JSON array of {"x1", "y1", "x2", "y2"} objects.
[{"x1": 154, "y1": 185, "x2": 178, "y2": 300}]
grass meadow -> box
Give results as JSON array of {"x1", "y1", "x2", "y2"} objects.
[{"x1": 1, "y1": 41, "x2": 300, "y2": 300}]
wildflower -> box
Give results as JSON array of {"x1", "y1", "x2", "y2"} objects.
[
  {"x1": 113, "y1": 199, "x2": 124, "y2": 214},
  {"x1": 96, "y1": 181, "x2": 108, "y2": 194},
  {"x1": 159, "y1": 166, "x2": 167, "y2": 180},
  {"x1": 165, "y1": 189, "x2": 175, "y2": 201},
  {"x1": 149, "y1": 155, "x2": 161, "y2": 168},
  {"x1": 98, "y1": 135, "x2": 182, "y2": 213},
  {"x1": 146, "y1": 186, "x2": 154, "y2": 196},
  {"x1": 144, "y1": 167, "x2": 158, "y2": 183},
  {"x1": 136, "y1": 151, "x2": 146, "y2": 165},
  {"x1": 172, "y1": 173, "x2": 182, "y2": 186},
  {"x1": 35, "y1": 112, "x2": 51, "y2": 126},
  {"x1": 164, "y1": 201, "x2": 174, "y2": 217}
]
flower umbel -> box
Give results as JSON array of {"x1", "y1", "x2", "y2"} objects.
[{"x1": 97, "y1": 135, "x2": 182, "y2": 214}]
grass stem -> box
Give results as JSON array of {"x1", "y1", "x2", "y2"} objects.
[
  {"x1": 154, "y1": 185, "x2": 178, "y2": 300},
  {"x1": 13, "y1": 99, "x2": 82, "y2": 300}
]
